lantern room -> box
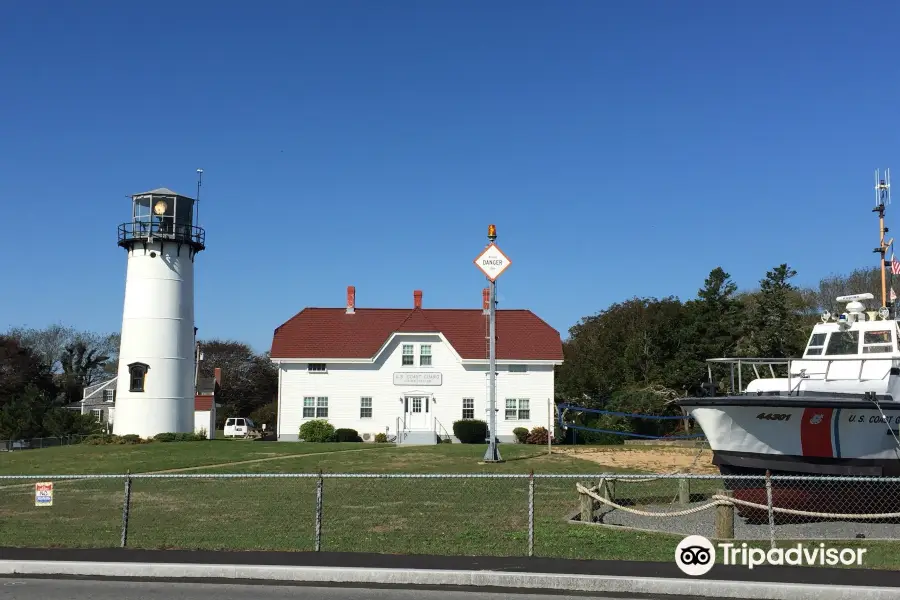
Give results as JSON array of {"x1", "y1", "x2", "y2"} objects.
[{"x1": 118, "y1": 188, "x2": 205, "y2": 253}]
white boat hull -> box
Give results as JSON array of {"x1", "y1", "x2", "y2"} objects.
[{"x1": 678, "y1": 397, "x2": 900, "y2": 518}]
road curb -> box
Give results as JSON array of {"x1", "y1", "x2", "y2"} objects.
[{"x1": 0, "y1": 560, "x2": 896, "y2": 599}]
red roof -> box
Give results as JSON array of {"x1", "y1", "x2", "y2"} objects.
[
  {"x1": 270, "y1": 307, "x2": 563, "y2": 361},
  {"x1": 195, "y1": 395, "x2": 214, "y2": 411}
]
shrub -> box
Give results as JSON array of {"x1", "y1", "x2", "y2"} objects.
[
  {"x1": 84, "y1": 434, "x2": 114, "y2": 445},
  {"x1": 525, "y1": 426, "x2": 550, "y2": 445},
  {"x1": 300, "y1": 419, "x2": 335, "y2": 443},
  {"x1": 512, "y1": 427, "x2": 529, "y2": 444},
  {"x1": 119, "y1": 434, "x2": 143, "y2": 444},
  {"x1": 153, "y1": 432, "x2": 206, "y2": 442},
  {"x1": 334, "y1": 428, "x2": 362, "y2": 442},
  {"x1": 374, "y1": 432, "x2": 388, "y2": 443},
  {"x1": 575, "y1": 414, "x2": 631, "y2": 445},
  {"x1": 452, "y1": 419, "x2": 488, "y2": 444}
]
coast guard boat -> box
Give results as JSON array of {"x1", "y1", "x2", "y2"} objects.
[
  {"x1": 678, "y1": 294, "x2": 900, "y2": 516},
  {"x1": 678, "y1": 172, "x2": 900, "y2": 516}
]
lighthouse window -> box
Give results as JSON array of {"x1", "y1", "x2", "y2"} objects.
[
  {"x1": 127, "y1": 362, "x2": 149, "y2": 392},
  {"x1": 825, "y1": 331, "x2": 859, "y2": 355}
]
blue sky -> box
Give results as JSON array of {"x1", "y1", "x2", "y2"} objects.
[{"x1": 3, "y1": 1, "x2": 900, "y2": 354}]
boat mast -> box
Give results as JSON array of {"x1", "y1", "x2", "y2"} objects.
[{"x1": 874, "y1": 168, "x2": 892, "y2": 310}]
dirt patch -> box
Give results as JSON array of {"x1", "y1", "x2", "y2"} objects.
[{"x1": 555, "y1": 446, "x2": 718, "y2": 475}]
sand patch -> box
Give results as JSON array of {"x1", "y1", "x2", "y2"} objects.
[{"x1": 555, "y1": 446, "x2": 718, "y2": 474}]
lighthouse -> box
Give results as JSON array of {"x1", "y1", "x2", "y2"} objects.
[{"x1": 112, "y1": 184, "x2": 206, "y2": 438}]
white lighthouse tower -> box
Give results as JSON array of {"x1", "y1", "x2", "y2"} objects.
[{"x1": 112, "y1": 181, "x2": 206, "y2": 438}]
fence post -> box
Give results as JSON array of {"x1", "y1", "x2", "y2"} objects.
[
  {"x1": 528, "y1": 470, "x2": 534, "y2": 557},
  {"x1": 715, "y1": 489, "x2": 734, "y2": 539},
  {"x1": 678, "y1": 478, "x2": 690, "y2": 504},
  {"x1": 315, "y1": 470, "x2": 323, "y2": 551},
  {"x1": 120, "y1": 470, "x2": 132, "y2": 548},
  {"x1": 765, "y1": 470, "x2": 775, "y2": 549},
  {"x1": 579, "y1": 483, "x2": 594, "y2": 523}
]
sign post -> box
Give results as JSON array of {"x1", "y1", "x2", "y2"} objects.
[{"x1": 474, "y1": 224, "x2": 512, "y2": 462}]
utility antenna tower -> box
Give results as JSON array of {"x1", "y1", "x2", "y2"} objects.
[{"x1": 874, "y1": 168, "x2": 893, "y2": 310}]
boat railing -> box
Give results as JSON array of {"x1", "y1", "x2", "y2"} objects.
[{"x1": 706, "y1": 355, "x2": 900, "y2": 395}]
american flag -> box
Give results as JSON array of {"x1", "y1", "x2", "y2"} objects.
[{"x1": 892, "y1": 253, "x2": 900, "y2": 276}]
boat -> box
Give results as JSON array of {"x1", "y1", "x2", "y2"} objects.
[{"x1": 677, "y1": 171, "x2": 900, "y2": 520}]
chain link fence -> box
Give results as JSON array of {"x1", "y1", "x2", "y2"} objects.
[
  {"x1": 0, "y1": 473, "x2": 898, "y2": 559},
  {"x1": 0, "y1": 435, "x2": 94, "y2": 452}
]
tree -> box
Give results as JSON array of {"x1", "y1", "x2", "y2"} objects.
[
  {"x1": 677, "y1": 267, "x2": 745, "y2": 394},
  {"x1": 196, "y1": 340, "x2": 278, "y2": 426},
  {"x1": 42, "y1": 407, "x2": 103, "y2": 438},
  {"x1": 738, "y1": 264, "x2": 809, "y2": 359},
  {"x1": 555, "y1": 296, "x2": 691, "y2": 406},
  {"x1": 0, "y1": 385, "x2": 54, "y2": 441},
  {"x1": 58, "y1": 340, "x2": 112, "y2": 404},
  {"x1": 814, "y1": 267, "x2": 885, "y2": 313},
  {"x1": 0, "y1": 336, "x2": 57, "y2": 407},
  {"x1": 5, "y1": 325, "x2": 119, "y2": 401}
]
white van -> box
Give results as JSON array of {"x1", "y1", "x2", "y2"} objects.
[{"x1": 223, "y1": 417, "x2": 257, "y2": 438}]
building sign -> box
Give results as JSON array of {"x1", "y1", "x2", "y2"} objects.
[
  {"x1": 393, "y1": 372, "x2": 442, "y2": 386},
  {"x1": 35, "y1": 482, "x2": 53, "y2": 507}
]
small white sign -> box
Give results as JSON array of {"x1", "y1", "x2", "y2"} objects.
[
  {"x1": 35, "y1": 482, "x2": 53, "y2": 507},
  {"x1": 393, "y1": 372, "x2": 442, "y2": 386},
  {"x1": 474, "y1": 243, "x2": 512, "y2": 281}
]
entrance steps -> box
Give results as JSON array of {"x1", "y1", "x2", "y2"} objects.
[{"x1": 396, "y1": 430, "x2": 439, "y2": 445}]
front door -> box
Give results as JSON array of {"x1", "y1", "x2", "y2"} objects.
[{"x1": 405, "y1": 396, "x2": 429, "y2": 429}]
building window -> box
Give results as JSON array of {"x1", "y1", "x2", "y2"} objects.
[
  {"x1": 508, "y1": 364, "x2": 527, "y2": 373},
  {"x1": 316, "y1": 397, "x2": 328, "y2": 418},
  {"x1": 462, "y1": 398, "x2": 474, "y2": 420},
  {"x1": 308, "y1": 363, "x2": 327, "y2": 373},
  {"x1": 92, "y1": 409, "x2": 105, "y2": 422},
  {"x1": 127, "y1": 362, "x2": 149, "y2": 392},
  {"x1": 103, "y1": 389, "x2": 115, "y2": 402},
  {"x1": 505, "y1": 398, "x2": 530, "y2": 420},
  {"x1": 420, "y1": 344, "x2": 432, "y2": 366},
  {"x1": 402, "y1": 344, "x2": 414, "y2": 366},
  {"x1": 303, "y1": 397, "x2": 315, "y2": 418},
  {"x1": 360, "y1": 397, "x2": 372, "y2": 418}
]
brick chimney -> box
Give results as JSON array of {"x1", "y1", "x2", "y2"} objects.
[
  {"x1": 482, "y1": 288, "x2": 490, "y2": 315},
  {"x1": 413, "y1": 290, "x2": 423, "y2": 309},
  {"x1": 346, "y1": 285, "x2": 356, "y2": 314},
  {"x1": 214, "y1": 367, "x2": 222, "y2": 387}
]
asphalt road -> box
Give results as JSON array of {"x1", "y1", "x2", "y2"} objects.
[{"x1": 0, "y1": 578, "x2": 700, "y2": 600}]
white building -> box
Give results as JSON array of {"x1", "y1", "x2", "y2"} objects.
[
  {"x1": 270, "y1": 286, "x2": 564, "y2": 444},
  {"x1": 112, "y1": 187, "x2": 206, "y2": 438}
]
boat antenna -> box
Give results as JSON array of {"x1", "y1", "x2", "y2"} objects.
[
  {"x1": 874, "y1": 168, "x2": 893, "y2": 311},
  {"x1": 195, "y1": 168, "x2": 203, "y2": 228}
]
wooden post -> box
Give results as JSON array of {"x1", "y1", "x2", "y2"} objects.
[
  {"x1": 580, "y1": 486, "x2": 594, "y2": 523},
  {"x1": 678, "y1": 478, "x2": 690, "y2": 504},
  {"x1": 715, "y1": 489, "x2": 734, "y2": 539}
]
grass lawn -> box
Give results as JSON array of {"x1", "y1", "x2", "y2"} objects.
[
  {"x1": 0, "y1": 440, "x2": 394, "y2": 476},
  {"x1": 0, "y1": 441, "x2": 897, "y2": 569}
]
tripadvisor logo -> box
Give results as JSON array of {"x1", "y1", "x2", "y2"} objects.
[{"x1": 675, "y1": 535, "x2": 867, "y2": 575}]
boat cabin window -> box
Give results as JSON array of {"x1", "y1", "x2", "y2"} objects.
[
  {"x1": 805, "y1": 332, "x2": 827, "y2": 356},
  {"x1": 824, "y1": 331, "x2": 859, "y2": 355},
  {"x1": 863, "y1": 329, "x2": 894, "y2": 354}
]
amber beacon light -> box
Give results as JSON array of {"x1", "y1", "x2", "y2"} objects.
[{"x1": 487, "y1": 224, "x2": 497, "y2": 240}]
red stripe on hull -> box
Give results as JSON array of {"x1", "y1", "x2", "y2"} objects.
[
  {"x1": 800, "y1": 407, "x2": 834, "y2": 458},
  {"x1": 731, "y1": 486, "x2": 900, "y2": 523}
]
